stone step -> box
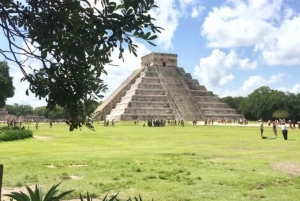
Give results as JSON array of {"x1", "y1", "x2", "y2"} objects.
[
  {"x1": 129, "y1": 101, "x2": 170, "y2": 108},
  {"x1": 135, "y1": 89, "x2": 165, "y2": 95},
  {"x1": 144, "y1": 71, "x2": 158, "y2": 77},
  {"x1": 138, "y1": 83, "x2": 163, "y2": 89},
  {"x1": 141, "y1": 77, "x2": 161, "y2": 83},
  {"x1": 131, "y1": 95, "x2": 168, "y2": 102}
]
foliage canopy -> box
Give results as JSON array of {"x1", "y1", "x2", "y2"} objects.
[
  {"x1": 0, "y1": 0, "x2": 162, "y2": 130},
  {"x1": 221, "y1": 86, "x2": 300, "y2": 121},
  {"x1": 0, "y1": 61, "x2": 15, "y2": 107}
]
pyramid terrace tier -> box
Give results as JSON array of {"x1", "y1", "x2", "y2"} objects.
[
  {"x1": 113, "y1": 101, "x2": 170, "y2": 110},
  {"x1": 194, "y1": 96, "x2": 221, "y2": 102},
  {"x1": 109, "y1": 107, "x2": 173, "y2": 115},
  {"x1": 190, "y1": 90, "x2": 214, "y2": 96},
  {"x1": 184, "y1": 80, "x2": 207, "y2": 90},
  {"x1": 123, "y1": 107, "x2": 173, "y2": 114},
  {"x1": 204, "y1": 113, "x2": 244, "y2": 120},
  {"x1": 198, "y1": 102, "x2": 229, "y2": 109},
  {"x1": 107, "y1": 114, "x2": 175, "y2": 121},
  {"x1": 201, "y1": 108, "x2": 238, "y2": 115}
]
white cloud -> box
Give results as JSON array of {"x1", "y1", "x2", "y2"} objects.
[
  {"x1": 290, "y1": 84, "x2": 300, "y2": 94},
  {"x1": 241, "y1": 73, "x2": 284, "y2": 92},
  {"x1": 149, "y1": 1, "x2": 179, "y2": 49},
  {"x1": 6, "y1": 64, "x2": 46, "y2": 107},
  {"x1": 216, "y1": 73, "x2": 287, "y2": 98},
  {"x1": 193, "y1": 49, "x2": 236, "y2": 89},
  {"x1": 193, "y1": 49, "x2": 256, "y2": 89},
  {"x1": 260, "y1": 15, "x2": 300, "y2": 65},
  {"x1": 239, "y1": 58, "x2": 257, "y2": 70},
  {"x1": 191, "y1": 6, "x2": 205, "y2": 18},
  {"x1": 201, "y1": 0, "x2": 280, "y2": 48},
  {"x1": 201, "y1": 0, "x2": 300, "y2": 66}
]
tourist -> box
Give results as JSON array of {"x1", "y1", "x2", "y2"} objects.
[
  {"x1": 112, "y1": 119, "x2": 115, "y2": 126},
  {"x1": 281, "y1": 122, "x2": 288, "y2": 140},
  {"x1": 35, "y1": 120, "x2": 38, "y2": 130},
  {"x1": 272, "y1": 121, "x2": 277, "y2": 138},
  {"x1": 260, "y1": 121, "x2": 264, "y2": 139}
]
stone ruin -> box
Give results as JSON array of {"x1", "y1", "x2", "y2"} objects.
[{"x1": 92, "y1": 53, "x2": 243, "y2": 121}]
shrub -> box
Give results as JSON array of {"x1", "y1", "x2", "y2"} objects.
[
  {"x1": 4, "y1": 183, "x2": 73, "y2": 201},
  {"x1": 5, "y1": 183, "x2": 147, "y2": 201},
  {"x1": 0, "y1": 129, "x2": 33, "y2": 141}
]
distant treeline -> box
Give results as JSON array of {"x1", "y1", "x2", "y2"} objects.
[
  {"x1": 5, "y1": 100, "x2": 101, "y2": 119},
  {"x1": 221, "y1": 86, "x2": 300, "y2": 121}
]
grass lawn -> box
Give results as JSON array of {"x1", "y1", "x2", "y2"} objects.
[{"x1": 1, "y1": 121, "x2": 300, "y2": 201}]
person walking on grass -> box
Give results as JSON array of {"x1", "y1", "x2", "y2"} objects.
[
  {"x1": 260, "y1": 121, "x2": 265, "y2": 139},
  {"x1": 272, "y1": 121, "x2": 277, "y2": 138},
  {"x1": 281, "y1": 122, "x2": 288, "y2": 140},
  {"x1": 35, "y1": 120, "x2": 38, "y2": 130}
]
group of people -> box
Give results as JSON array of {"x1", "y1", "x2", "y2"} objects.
[
  {"x1": 103, "y1": 119, "x2": 115, "y2": 126},
  {"x1": 260, "y1": 120, "x2": 290, "y2": 140}
]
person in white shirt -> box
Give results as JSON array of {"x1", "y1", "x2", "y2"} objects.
[
  {"x1": 260, "y1": 122, "x2": 265, "y2": 139},
  {"x1": 281, "y1": 122, "x2": 288, "y2": 140}
]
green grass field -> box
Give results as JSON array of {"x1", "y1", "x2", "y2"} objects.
[{"x1": 1, "y1": 122, "x2": 300, "y2": 201}]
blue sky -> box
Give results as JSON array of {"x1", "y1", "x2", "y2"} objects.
[{"x1": 2, "y1": 0, "x2": 300, "y2": 107}]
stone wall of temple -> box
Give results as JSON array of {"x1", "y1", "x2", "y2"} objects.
[{"x1": 141, "y1": 53, "x2": 177, "y2": 67}]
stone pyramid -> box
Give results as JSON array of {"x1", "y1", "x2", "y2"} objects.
[{"x1": 92, "y1": 53, "x2": 243, "y2": 121}]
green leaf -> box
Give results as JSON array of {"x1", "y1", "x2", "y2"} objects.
[
  {"x1": 147, "y1": 41, "x2": 156, "y2": 46},
  {"x1": 148, "y1": 35, "x2": 157, "y2": 40}
]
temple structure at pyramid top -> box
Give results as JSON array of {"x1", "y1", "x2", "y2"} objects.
[{"x1": 92, "y1": 52, "x2": 243, "y2": 121}]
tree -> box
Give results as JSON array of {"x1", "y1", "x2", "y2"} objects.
[
  {"x1": 272, "y1": 110, "x2": 290, "y2": 119},
  {"x1": 0, "y1": 0, "x2": 162, "y2": 130},
  {"x1": 0, "y1": 61, "x2": 15, "y2": 107},
  {"x1": 5, "y1": 103, "x2": 33, "y2": 116}
]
